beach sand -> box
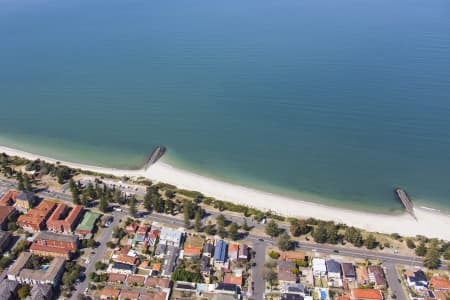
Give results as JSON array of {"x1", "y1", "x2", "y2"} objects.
[{"x1": 1, "y1": 145, "x2": 449, "y2": 240}]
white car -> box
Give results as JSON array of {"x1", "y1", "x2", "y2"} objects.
[{"x1": 84, "y1": 287, "x2": 89, "y2": 295}]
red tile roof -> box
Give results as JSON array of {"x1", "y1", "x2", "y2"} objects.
[
  {"x1": 114, "y1": 254, "x2": 138, "y2": 266},
  {"x1": 120, "y1": 289, "x2": 139, "y2": 299},
  {"x1": 228, "y1": 243, "x2": 239, "y2": 253},
  {"x1": 107, "y1": 273, "x2": 127, "y2": 283},
  {"x1": 0, "y1": 206, "x2": 15, "y2": 225},
  {"x1": 352, "y1": 289, "x2": 383, "y2": 300},
  {"x1": 145, "y1": 277, "x2": 171, "y2": 288},
  {"x1": 30, "y1": 243, "x2": 71, "y2": 256},
  {"x1": 0, "y1": 190, "x2": 18, "y2": 206},
  {"x1": 430, "y1": 276, "x2": 450, "y2": 290},
  {"x1": 101, "y1": 287, "x2": 120, "y2": 298},
  {"x1": 126, "y1": 274, "x2": 145, "y2": 286},
  {"x1": 223, "y1": 274, "x2": 242, "y2": 286},
  {"x1": 183, "y1": 245, "x2": 202, "y2": 257}
]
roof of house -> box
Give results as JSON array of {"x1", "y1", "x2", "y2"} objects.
[
  {"x1": 434, "y1": 291, "x2": 448, "y2": 300},
  {"x1": 160, "y1": 227, "x2": 183, "y2": 243},
  {"x1": 139, "y1": 291, "x2": 167, "y2": 300},
  {"x1": 184, "y1": 245, "x2": 202, "y2": 257},
  {"x1": 407, "y1": 269, "x2": 428, "y2": 283},
  {"x1": 112, "y1": 262, "x2": 135, "y2": 272},
  {"x1": 0, "y1": 230, "x2": 12, "y2": 245},
  {"x1": 352, "y1": 289, "x2": 383, "y2": 300},
  {"x1": 114, "y1": 254, "x2": 138, "y2": 265},
  {"x1": 204, "y1": 242, "x2": 214, "y2": 253},
  {"x1": 430, "y1": 276, "x2": 450, "y2": 290},
  {"x1": 342, "y1": 263, "x2": 356, "y2": 277},
  {"x1": 35, "y1": 231, "x2": 78, "y2": 244},
  {"x1": 145, "y1": 276, "x2": 171, "y2": 288},
  {"x1": 148, "y1": 229, "x2": 160, "y2": 239},
  {"x1": 0, "y1": 190, "x2": 18, "y2": 206},
  {"x1": 28, "y1": 283, "x2": 53, "y2": 300},
  {"x1": 357, "y1": 266, "x2": 369, "y2": 282},
  {"x1": 107, "y1": 273, "x2": 127, "y2": 283},
  {"x1": 214, "y1": 240, "x2": 227, "y2": 262},
  {"x1": 120, "y1": 289, "x2": 140, "y2": 299},
  {"x1": 278, "y1": 260, "x2": 296, "y2": 273},
  {"x1": 215, "y1": 282, "x2": 238, "y2": 293},
  {"x1": 30, "y1": 243, "x2": 72, "y2": 255},
  {"x1": 101, "y1": 287, "x2": 121, "y2": 297},
  {"x1": 17, "y1": 192, "x2": 34, "y2": 202},
  {"x1": 312, "y1": 258, "x2": 326, "y2": 272},
  {"x1": 281, "y1": 251, "x2": 307, "y2": 261},
  {"x1": 76, "y1": 211, "x2": 99, "y2": 232},
  {"x1": 0, "y1": 206, "x2": 15, "y2": 224},
  {"x1": 279, "y1": 270, "x2": 297, "y2": 282},
  {"x1": 326, "y1": 259, "x2": 341, "y2": 274},
  {"x1": 17, "y1": 200, "x2": 57, "y2": 228},
  {"x1": 0, "y1": 279, "x2": 19, "y2": 296},
  {"x1": 228, "y1": 243, "x2": 239, "y2": 253},
  {"x1": 8, "y1": 252, "x2": 32, "y2": 277},
  {"x1": 223, "y1": 274, "x2": 242, "y2": 286},
  {"x1": 126, "y1": 274, "x2": 145, "y2": 286},
  {"x1": 19, "y1": 257, "x2": 66, "y2": 283},
  {"x1": 281, "y1": 294, "x2": 303, "y2": 300}
]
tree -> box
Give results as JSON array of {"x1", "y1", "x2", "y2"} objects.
[
  {"x1": 228, "y1": 222, "x2": 240, "y2": 241},
  {"x1": 365, "y1": 234, "x2": 377, "y2": 249},
  {"x1": 277, "y1": 232, "x2": 292, "y2": 251},
  {"x1": 268, "y1": 251, "x2": 280, "y2": 259},
  {"x1": 23, "y1": 174, "x2": 32, "y2": 191},
  {"x1": 424, "y1": 245, "x2": 441, "y2": 269},
  {"x1": 265, "y1": 220, "x2": 280, "y2": 237},
  {"x1": 415, "y1": 241, "x2": 427, "y2": 256},
  {"x1": 194, "y1": 210, "x2": 202, "y2": 232},
  {"x1": 205, "y1": 220, "x2": 214, "y2": 235},
  {"x1": 18, "y1": 284, "x2": 31, "y2": 299},
  {"x1": 216, "y1": 214, "x2": 226, "y2": 238},
  {"x1": 264, "y1": 269, "x2": 278, "y2": 289},
  {"x1": 325, "y1": 222, "x2": 339, "y2": 244},
  {"x1": 183, "y1": 201, "x2": 192, "y2": 228},
  {"x1": 443, "y1": 247, "x2": 450, "y2": 260},
  {"x1": 242, "y1": 218, "x2": 250, "y2": 231},
  {"x1": 129, "y1": 195, "x2": 137, "y2": 217},
  {"x1": 344, "y1": 227, "x2": 363, "y2": 247},
  {"x1": 406, "y1": 239, "x2": 416, "y2": 249},
  {"x1": 313, "y1": 222, "x2": 328, "y2": 243},
  {"x1": 17, "y1": 172, "x2": 24, "y2": 191},
  {"x1": 72, "y1": 186, "x2": 80, "y2": 205},
  {"x1": 99, "y1": 195, "x2": 109, "y2": 213},
  {"x1": 290, "y1": 219, "x2": 310, "y2": 236}
]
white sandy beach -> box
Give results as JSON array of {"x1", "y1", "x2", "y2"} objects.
[{"x1": 1, "y1": 145, "x2": 449, "y2": 240}]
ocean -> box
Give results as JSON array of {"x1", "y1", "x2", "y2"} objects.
[{"x1": 1, "y1": 0, "x2": 450, "y2": 213}]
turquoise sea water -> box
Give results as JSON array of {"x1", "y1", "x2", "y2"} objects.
[{"x1": 1, "y1": 0, "x2": 450, "y2": 213}]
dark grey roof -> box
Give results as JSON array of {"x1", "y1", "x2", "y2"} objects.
[
  {"x1": 201, "y1": 256, "x2": 210, "y2": 272},
  {"x1": 216, "y1": 283, "x2": 237, "y2": 292},
  {"x1": 0, "y1": 279, "x2": 19, "y2": 299},
  {"x1": 28, "y1": 284, "x2": 53, "y2": 300},
  {"x1": 175, "y1": 283, "x2": 196, "y2": 290},
  {"x1": 17, "y1": 192, "x2": 34, "y2": 202},
  {"x1": 204, "y1": 242, "x2": 214, "y2": 253},
  {"x1": 326, "y1": 259, "x2": 341, "y2": 273},
  {"x1": 0, "y1": 231, "x2": 12, "y2": 246},
  {"x1": 410, "y1": 270, "x2": 428, "y2": 284},
  {"x1": 287, "y1": 283, "x2": 307, "y2": 294},
  {"x1": 112, "y1": 262, "x2": 134, "y2": 271},
  {"x1": 281, "y1": 294, "x2": 303, "y2": 300}
]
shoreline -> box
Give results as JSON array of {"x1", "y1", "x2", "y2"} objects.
[{"x1": 0, "y1": 144, "x2": 449, "y2": 240}]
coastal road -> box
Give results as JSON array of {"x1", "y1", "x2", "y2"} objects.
[{"x1": 70, "y1": 211, "x2": 124, "y2": 300}]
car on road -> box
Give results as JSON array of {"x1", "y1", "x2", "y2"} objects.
[
  {"x1": 333, "y1": 249, "x2": 339, "y2": 253},
  {"x1": 84, "y1": 288, "x2": 89, "y2": 295},
  {"x1": 258, "y1": 238, "x2": 264, "y2": 242}
]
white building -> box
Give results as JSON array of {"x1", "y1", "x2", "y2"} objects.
[
  {"x1": 159, "y1": 227, "x2": 184, "y2": 247},
  {"x1": 312, "y1": 258, "x2": 327, "y2": 276}
]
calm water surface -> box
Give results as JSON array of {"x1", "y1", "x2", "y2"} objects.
[{"x1": 1, "y1": 0, "x2": 450, "y2": 213}]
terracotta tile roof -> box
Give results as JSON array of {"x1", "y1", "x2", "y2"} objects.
[
  {"x1": 152, "y1": 263, "x2": 161, "y2": 271},
  {"x1": 120, "y1": 289, "x2": 139, "y2": 299},
  {"x1": 17, "y1": 200, "x2": 57, "y2": 231},
  {"x1": 139, "y1": 261, "x2": 149, "y2": 268},
  {"x1": 125, "y1": 223, "x2": 138, "y2": 233},
  {"x1": 101, "y1": 287, "x2": 120, "y2": 298},
  {"x1": 30, "y1": 243, "x2": 71, "y2": 256},
  {"x1": 434, "y1": 291, "x2": 448, "y2": 300},
  {"x1": 139, "y1": 291, "x2": 167, "y2": 300},
  {"x1": 0, "y1": 206, "x2": 15, "y2": 224},
  {"x1": 126, "y1": 274, "x2": 145, "y2": 286},
  {"x1": 114, "y1": 254, "x2": 138, "y2": 265},
  {"x1": 223, "y1": 274, "x2": 242, "y2": 286},
  {"x1": 339, "y1": 296, "x2": 351, "y2": 300},
  {"x1": 183, "y1": 245, "x2": 202, "y2": 257},
  {"x1": 107, "y1": 273, "x2": 127, "y2": 283},
  {"x1": 357, "y1": 266, "x2": 369, "y2": 283},
  {"x1": 137, "y1": 225, "x2": 149, "y2": 234},
  {"x1": 352, "y1": 288, "x2": 383, "y2": 300},
  {"x1": 0, "y1": 190, "x2": 18, "y2": 206},
  {"x1": 145, "y1": 276, "x2": 171, "y2": 288},
  {"x1": 228, "y1": 243, "x2": 239, "y2": 253},
  {"x1": 280, "y1": 251, "x2": 307, "y2": 261},
  {"x1": 149, "y1": 229, "x2": 159, "y2": 239},
  {"x1": 430, "y1": 276, "x2": 450, "y2": 290}
]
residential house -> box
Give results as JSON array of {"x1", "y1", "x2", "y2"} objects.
[
  {"x1": 159, "y1": 227, "x2": 183, "y2": 247},
  {"x1": 430, "y1": 276, "x2": 450, "y2": 292},
  {"x1": 148, "y1": 229, "x2": 159, "y2": 247},
  {"x1": 100, "y1": 287, "x2": 121, "y2": 300},
  {"x1": 26, "y1": 284, "x2": 53, "y2": 300},
  {"x1": 201, "y1": 256, "x2": 212, "y2": 283},
  {"x1": 281, "y1": 251, "x2": 308, "y2": 262},
  {"x1": 312, "y1": 258, "x2": 327, "y2": 276},
  {"x1": 0, "y1": 206, "x2": 15, "y2": 230},
  {"x1": 223, "y1": 274, "x2": 243, "y2": 287},
  {"x1": 30, "y1": 231, "x2": 79, "y2": 259},
  {"x1": 228, "y1": 244, "x2": 239, "y2": 261},
  {"x1": 342, "y1": 263, "x2": 356, "y2": 281},
  {"x1": 119, "y1": 289, "x2": 140, "y2": 300},
  {"x1": 214, "y1": 240, "x2": 228, "y2": 267},
  {"x1": 7, "y1": 252, "x2": 65, "y2": 286},
  {"x1": 136, "y1": 225, "x2": 149, "y2": 242},
  {"x1": 281, "y1": 283, "x2": 309, "y2": 296},
  {"x1": 75, "y1": 211, "x2": 99, "y2": 237},
  {"x1": 404, "y1": 269, "x2": 428, "y2": 291},
  {"x1": 204, "y1": 241, "x2": 214, "y2": 257},
  {"x1": 126, "y1": 274, "x2": 145, "y2": 286},
  {"x1": 351, "y1": 288, "x2": 383, "y2": 300},
  {"x1": 0, "y1": 279, "x2": 18, "y2": 300},
  {"x1": 109, "y1": 262, "x2": 136, "y2": 275},
  {"x1": 215, "y1": 283, "x2": 238, "y2": 295},
  {"x1": 17, "y1": 200, "x2": 57, "y2": 232},
  {"x1": 238, "y1": 244, "x2": 249, "y2": 261},
  {"x1": 125, "y1": 223, "x2": 138, "y2": 234},
  {"x1": 278, "y1": 260, "x2": 297, "y2": 285},
  {"x1": 368, "y1": 265, "x2": 387, "y2": 289},
  {"x1": 357, "y1": 266, "x2": 369, "y2": 285},
  {"x1": 0, "y1": 190, "x2": 18, "y2": 206},
  {"x1": 107, "y1": 273, "x2": 127, "y2": 284},
  {"x1": 139, "y1": 290, "x2": 168, "y2": 300},
  {"x1": 161, "y1": 245, "x2": 178, "y2": 277},
  {"x1": 145, "y1": 276, "x2": 171, "y2": 289},
  {"x1": 46, "y1": 203, "x2": 83, "y2": 233},
  {"x1": 326, "y1": 260, "x2": 342, "y2": 279},
  {"x1": 0, "y1": 230, "x2": 12, "y2": 252}
]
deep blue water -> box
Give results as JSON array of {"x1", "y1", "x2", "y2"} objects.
[{"x1": 1, "y1": 0, "x2": 450, "y2": 213}]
